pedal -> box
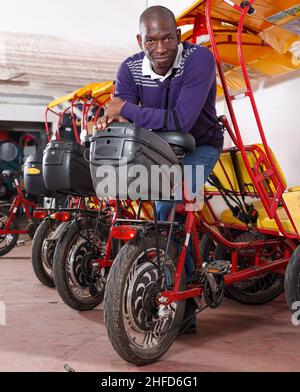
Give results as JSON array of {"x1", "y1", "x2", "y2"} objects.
[{"x1": 203, "y1": 260, "x2": 230, "y2": 275}]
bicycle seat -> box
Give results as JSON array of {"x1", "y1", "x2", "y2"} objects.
[
  {"x1": 153, "y1": 131, "x2": 195, "y2": 156},
  {"x1": 2, "y1": 170, "x2": 18, "y2": 178}
]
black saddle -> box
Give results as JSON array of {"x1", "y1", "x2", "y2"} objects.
[{"x1": 153, "y1": 131, "x2": 195, "y2": 156}]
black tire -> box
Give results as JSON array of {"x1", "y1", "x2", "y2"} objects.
[
  {"x1": 0, "y1": 207, "x2": 19, "y2": 256},
  {"x1": 285, "y1": 245, "x2": 300, "y2": 310},
  {"x1": 200, "y1": 234, "x2": 216, "y2": 263},
  {"x1": 53, "y1": 217, "x2": 109, "y2": 311},
  {"x1": 104, "y1": 234, "x2": 186, "y2": 365},
  {"x1": 31, "y1": 218, "x2": 59, "y2": 287},
  {"x1": 214, "y1": 232, "x2": 284, "y2": 305}
]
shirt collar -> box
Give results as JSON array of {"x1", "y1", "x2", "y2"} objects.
[{"x1": 142, "y1": 43, "x2": 183, "y2": 82}]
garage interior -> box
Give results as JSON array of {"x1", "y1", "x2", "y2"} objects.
[{"x1": 1, "y1": 0, "x2": 300, "y2": 373}]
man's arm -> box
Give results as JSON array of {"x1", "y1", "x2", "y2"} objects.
[
  {"x1": 114, "y1": 61, "x2": 140, "y2": 105},
  {"x1": 120, "y1": 47, "x2": 216, "y2": 131},
  {"x1": 96, "y1": 61, "x2": 139, "y2": 129}
]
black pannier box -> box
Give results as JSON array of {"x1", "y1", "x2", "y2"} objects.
[
  {"x1": 89, "y1": 123, "x2": 180, "y2": 200},
  {"x1": 43, "y1": 140, "x2": 94, "y2": 195},
  {"x1": 24, "y1": 153, "x2": 51, "y2": 196}
]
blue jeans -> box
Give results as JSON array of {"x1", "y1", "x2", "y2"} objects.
[{"x1": 156, "y1": 144, "x2": 221, "y2": 280}]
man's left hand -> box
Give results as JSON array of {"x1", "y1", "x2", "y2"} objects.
[
  {"x1": 95, "y1": 97, "x2": 127, "y2": 130},
  {"x1": 105, "y1": 97, "x2": 126, "y2": 122}
]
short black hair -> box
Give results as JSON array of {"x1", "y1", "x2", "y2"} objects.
[{"x1": 139, "y1": 5, "x2": 177, "y2": 33}]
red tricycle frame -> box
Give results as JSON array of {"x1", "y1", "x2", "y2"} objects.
[
  {"x1": 111, "y1": 0, "x2": 299, "y2": 306},
  {"x1": 0, "y1": 175, "x2": 37, "y2": 236}
]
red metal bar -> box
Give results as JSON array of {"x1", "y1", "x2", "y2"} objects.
[
  {"x1": 218, "y1": 115, "x2": 238, "y2": 148},
  {"x1": 0, "y1": 229, "x2": 28, "y2": 235},
  {"x1": 192, "y1": 220, "x2": 202, "y2": 268},
  {"x1": 44, "y1": 108, "x2": 52, "y2": 142},
  {"x1": 173, "y1": 212, "x2": 195, "y2": 292},
  {"x1": 69, "y1": 98, "x2": 80, "y2": 144},
  {"x1": 198, "y1": 218, "x2": 284, "y2": 250},
  {"x1": 94, "y1": 259, "x2": 113, "y2": 268},
  {"x1": 208, "y1": 41, "x2": 270, "y2": 48},
  {"x1": 159, "y1": 288, "x2": 202, "y2": 304},
  {"x1": 224, "y1": 257, "x2": 289, "y2": 285}
]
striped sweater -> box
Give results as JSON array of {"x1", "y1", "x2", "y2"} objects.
[{"x1": 115, "y1": 41, "x2": 223, "y2": 149}]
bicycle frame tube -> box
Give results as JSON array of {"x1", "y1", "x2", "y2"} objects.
[{"x1": 0, "y1": 180, "x2": 36, "y2": 235}]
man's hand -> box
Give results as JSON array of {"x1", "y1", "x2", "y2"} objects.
[{"x1": 96, "y1": 97, "x2": 127, "y2": 130}]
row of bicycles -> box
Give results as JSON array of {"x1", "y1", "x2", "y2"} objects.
[{"x1": 2, "y1": 0, "x2": 300, "y2": 366}]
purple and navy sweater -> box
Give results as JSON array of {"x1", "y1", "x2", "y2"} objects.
[{"x1": 115, "y1": 41, "x2": 223, "y2": 149}]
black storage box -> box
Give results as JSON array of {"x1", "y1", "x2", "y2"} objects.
[
  {"x1": 24, "y1": 153, "x2": 51, "y2": 196},
  {"x1": 43, "y1": 141, "x2": 94, "y2": 195},
  {"x1": 89, "y1": 123, "x2": 180, "y2": 200}
]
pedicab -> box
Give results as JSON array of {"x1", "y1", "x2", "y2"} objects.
[
  {"x1": 33, "y1": 81, "x2": 153, "y2": 310},
  {"x1": 88, "y1": 0, "x2": 300, "y2": 365},
  {"x1": 29, "y1": 82, "x2": 113, "y2": 287}
]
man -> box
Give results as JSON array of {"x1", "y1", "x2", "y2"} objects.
[{"x1": 98, "y1": 5, "x2": 224, "y2": 332}]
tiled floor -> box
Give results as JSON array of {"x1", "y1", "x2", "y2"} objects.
[{"x1": 0, "y1": 243, "x2": 299, "y2": 372}]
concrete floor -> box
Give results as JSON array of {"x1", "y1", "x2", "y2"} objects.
[{"x1": 0, "y1": 242, "x2": 300, "y2": 372}]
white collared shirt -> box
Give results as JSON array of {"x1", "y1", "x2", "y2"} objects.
[{"x1": 142, "y1": 43, "x2": 183, "y2": 82}]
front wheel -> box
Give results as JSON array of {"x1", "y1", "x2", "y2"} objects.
[
  {"x1": 285, "y1": 245, "x2": 300, "y2": 310},
  {"x1": 31, "y1": 218, "x2": 59, "y2": 287},
  {"x1": 53, "y1": 216, "x2": 109, "y2": 311},
  {"x1": 104, "y1": 234, "x2": 185, "y2": 366},
  {"x1": 200, "y1": 234, "x2": 216, "y2": 263},
  {"x1": 0, "y1": 207, "x2": 19, "y2": 256}
]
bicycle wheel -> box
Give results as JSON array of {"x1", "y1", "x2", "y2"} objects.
[
  {"x1": 104, "y1": 233, "x2": 185, "y2": 365},
  {"x1": 0, "y1": 207, "x2": 19, "y2": 256},
  {"x1": 31, "y1": 218, "x2": 59, "y2": 287},
  {"x1": 200, "y1": 234, "x2": 216, "y2": 263},
  {"x1": 53, "y1": 216, "x2": 109, "y2": 311},
  {"x1": 285, "y1": 245, "x2": 300, "y2": 310}
]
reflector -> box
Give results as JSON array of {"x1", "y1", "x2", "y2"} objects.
[
  {"x1": 111, "y1": 226, "x2": 138, "y2": 241},
  {"x1": 54, "y1": 212, "x2": 71, "y2": 222},
  {"x1": 33, "y1": 210, "x2": 47, "y2": 219}
]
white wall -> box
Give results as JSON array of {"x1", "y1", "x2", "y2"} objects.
[
  {"x1": 216, "y1": 73, "x2": 300, "y2": 188},
  {"x1": 0, "y1": 0, "x2": 189, "y2": 48}
]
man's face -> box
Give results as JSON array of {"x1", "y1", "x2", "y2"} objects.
[{"x1": 137, "y1": 17, "x2": 181, "y2": 76}]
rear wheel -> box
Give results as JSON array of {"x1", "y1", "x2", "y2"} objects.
[
  {"x1": 0, "y1": 207, "x2": 19, "y2": 256},
  {"x1": 31, "y1": 218, "x2": 59, "y2": 287},
  {"x1": 214, "y1": 232, "x2": 285, "y2": 305},
  {"x1": 200, "y1": 234, "x2": 216, "y2": 263},
  {"x1": 104, "y1": 234, "x2": 185, "y2": 365},
  {"x1": 285, "y1": 245, "x2": 300, "y2": 310},
  {"x1": 53, "y1": 217, "x2": 109, "y2": 311}
]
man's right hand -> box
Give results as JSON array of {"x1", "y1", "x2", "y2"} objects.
[{"x1": 95, "y1": 114, "x2": 128, "y2": 131}]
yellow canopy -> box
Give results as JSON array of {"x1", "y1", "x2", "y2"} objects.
[
  {"x1": 47, "y1": 89, "x2": 80, "y2": 109},
  {"x1": 47, "y1": 81, "x2": 114, "y2": 109},
  {"x1": 76, "y1": 81, "x2": 114, "y2": 102},
  {"x1": 176, "y1": 1, "x2": 300, "y2": 94}
]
